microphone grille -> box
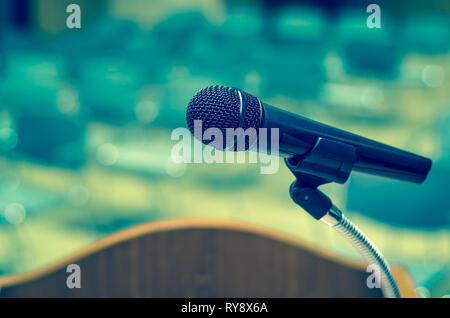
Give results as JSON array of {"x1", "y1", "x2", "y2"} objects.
[
  {"x1": 242, "y1": 91, "x2": 262, "y2": 131},
  {"x1": 186, "y1": 85, "x2": 241, "y2": 135},
  {"x1": 186, "y1": 85, "x2": 263, "y2": 151}
]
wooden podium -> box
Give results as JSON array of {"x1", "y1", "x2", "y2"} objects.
[{"x1": 0, "y1": 219, "x2": 417, "y2": 297}]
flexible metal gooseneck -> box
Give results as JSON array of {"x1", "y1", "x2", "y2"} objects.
[
  {"x1": 321, "y1": 205, "x2": 401, "y2": 298},
  {"x1": 284, "y1": 142, "x2": 402, "y2": 298}
]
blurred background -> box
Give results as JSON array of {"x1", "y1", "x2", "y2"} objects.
[{"x1": 0, "y1": 0, "x2": 448, "y2": 297}]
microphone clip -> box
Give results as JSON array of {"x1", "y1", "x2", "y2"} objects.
[{"x1": 285, "y1": 137, "x2": 356, "y2": 220}]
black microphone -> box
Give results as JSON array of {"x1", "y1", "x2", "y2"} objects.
[{"x1": 186, "y1": 85, "x2": 432, "y2": 184}]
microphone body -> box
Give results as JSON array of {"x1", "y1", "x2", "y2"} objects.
[
  {"x1": 262, "y1": 104, "x2": 431, "y2": 183},
  {"x1": 186, "y1": 86, "x2": 432, "y2": 184}
]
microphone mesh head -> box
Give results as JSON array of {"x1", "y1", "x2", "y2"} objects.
[
  {"x1": 187, "y1": 86, "x2": 241, "y2": 135},
  {"x1": 186, "y1": 85, "x2": 262, "y2": 150}
]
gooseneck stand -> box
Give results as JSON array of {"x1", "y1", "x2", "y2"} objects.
[
  {"x1": 321, "y1": 205, "x2": 401, "y2": 298},
  {"x1": 285, "y1": 137, "x2": 401, "y2": 298}
]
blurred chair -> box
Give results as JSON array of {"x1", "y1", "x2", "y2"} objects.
[
  {"x1": 347, "y1": 164, "x2": 450, "y2": 229},
  {"x1": 260, "y1": 6, "x2": 326, "y2": 99},
  {"x1": 345, "y1": 93, "x2": 449, "y2": 228},
  {"x1": 2, "y1": 52, "x2": 86, "y2": 168},
  {"x1": 0, "y1": 219, "x2": 417, "y2": 297},
  {"x1": 153, "y1": 10, "x2": 209, "y2": 60},
  {"x1": 78, "y1": 57, "x2": 143, "y2": 125},
  {"x1": 186, "y1": 8, "x2": 265, "y2": 89},
  {"x1": 14, "y1": 112, "x2": 86, "y2": 168},
  {"x1": 2, "y1": 52, "x2": 67, "y2": 111},
  {"x1": 402, "y1": 15, "x2": 450, "y2": 55},
  {"x1": 336, "y1": 10, "x2": 400, "y2": 79}
]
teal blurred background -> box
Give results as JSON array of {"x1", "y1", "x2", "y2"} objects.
[{"x1": 0, "y1": 0, "x2": 449, "y2": 297}]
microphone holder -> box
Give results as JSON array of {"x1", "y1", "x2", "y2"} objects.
[{"x1": 285, "y1": 137, "x2": 401, "y2": 298}]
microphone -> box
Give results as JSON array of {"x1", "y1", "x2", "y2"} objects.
[{"x1": 186, "y1": 85, "x2": 432, "y2": 184}]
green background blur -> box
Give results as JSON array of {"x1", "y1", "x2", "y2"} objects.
[{"x1": 0, "y1": 0, "x2": 449, "y2": 297}]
